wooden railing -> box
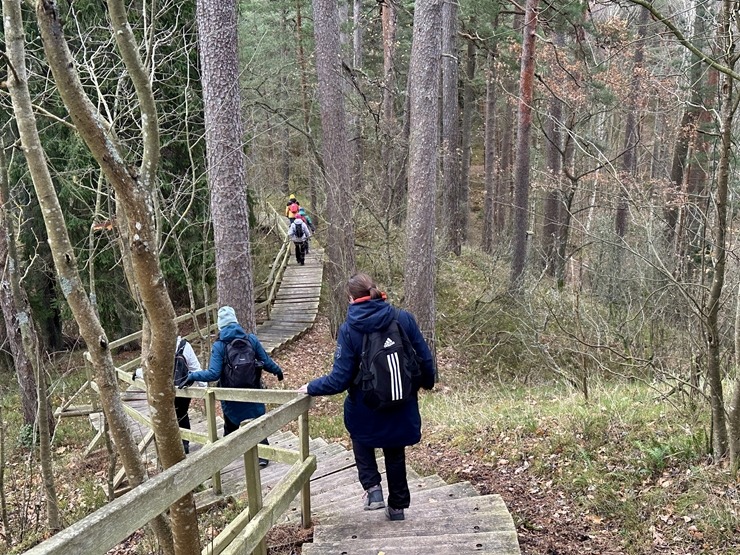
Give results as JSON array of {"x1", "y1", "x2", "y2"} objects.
[
  {"x1": 36, "y1": 206, "x2": 316, "y2": 554},
  {"x1": 27, "y1": 390, "x2": 315, "y2": 555}
]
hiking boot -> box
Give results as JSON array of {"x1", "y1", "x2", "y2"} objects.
[
  {"x1": 259, "y1": 458, "x2": 269, "y2": 468},
  {"x1": 363, "y1": 485, "x2": 385, "y2": 510},
  {"x1": 385, "y1": 506, "x2": 404, "y2": 521}
]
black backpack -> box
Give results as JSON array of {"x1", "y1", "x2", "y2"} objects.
[
  {"x1": 173, "y1": 338, "x2": 190, "y2": 387},
  {"x1": 293, "y1": 221, "x2": 304, "y2": 239},
  {"x1": 220, "y1": 337, "x2": 260, "y2": 389},
  {"x1": 354, "y1": 310, "x2": 422, "y2": 411}
]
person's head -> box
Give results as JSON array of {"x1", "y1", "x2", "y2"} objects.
[
  {"x1": 347, "y1": 273, "x2": 383, "y2": 302},
  {"x1": 217, "y1": 306, "x2": 238, "y2": 330},
  {"x1": 289, "y1": 193, "x2": 296, "y2": 201},
  {"x1": 299, "y1": 207, "x2": 306, "y2": 215}
]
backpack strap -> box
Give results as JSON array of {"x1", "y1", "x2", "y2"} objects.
[{"x1": 176, "y1": 338, "x2": 188, "y2": 356}]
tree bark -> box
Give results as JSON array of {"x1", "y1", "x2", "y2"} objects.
[
  {"x1": 0, "y1": 136, "x2": 59, "y2": 531},
  {"x1": 615, "y1": 3, "x2": 650, "y2": 238},
  {"x1": 482, "y1": 47, "x2": 497, "y2": 255},
  {"x1": 706, "y1": 0, "x2": 733, "y2": 463},
  {"x1": 380, "y1": 0, "x2": 400, "y2": 221},
  {"x1": 459, "y1": 39, "x2": 476, "y2": 245},
  {"x1": 542, "y1": 69, "x2": 564, "y2": 276},
  {"x1": 196, "y1": 0, "x2": 256, "y2": 332},
  {"x1": 35, "y1": 0, "x2": 202, "y2": 550},
  {"x1": 509, "y1": 0, "x2": 540, "y2": 291},
  {"x1": 313, "y1": 0, "x2": 357, "y2": 336},
  {"x1": 440, "y1": 0, "x2": 461, "y2": 256},
  {"x1": 405, "y1": 0, "x2": 441, "y2": 350}
]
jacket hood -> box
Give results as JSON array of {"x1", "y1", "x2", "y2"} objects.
[
  {"x1": 346, "y1": 298, "x2": 395, "y2": 334},
  {"x1": 218, "y1": 323, "x2": 248, "y2": 343}
]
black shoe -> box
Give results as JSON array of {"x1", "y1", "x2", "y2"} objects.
[
  {"x1": 183, "y1": 441, "x2": 190, "y2": 455},
  {"x1": 259, "y1": 458, "x2": 269, "y2": 468},
  {"x1": 385, "y1": 506, "x2": 404, "y2": 521}
]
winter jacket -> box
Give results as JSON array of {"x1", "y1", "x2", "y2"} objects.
[
  {"x1": 288, "y1": 219, "x2": 311, "y2": 243},
  {"x1": 307, "y1": 297, "x2": 435, "y2": 448},
  {"x1": 187, "y1": 324, "x2": 283, "y2": 424}
]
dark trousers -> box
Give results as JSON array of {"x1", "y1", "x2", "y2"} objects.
[
  {"x1": 294, "y1": 241, "x2": 306, "y2": 264},
  {"x1": 174, "y1": 397, "x2": 191, "y2": 452},
  {"x1": 223, "y1": 414, "x2": 269, "y2": 447},
  {"x1": 353, "y1": 442, "x2": 410, "y2": 510}
]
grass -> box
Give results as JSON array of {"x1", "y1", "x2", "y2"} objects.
[{"x1": 418, "y1": 376, "x2": 738, "y2": 552}]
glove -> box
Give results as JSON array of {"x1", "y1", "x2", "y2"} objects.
[{"x1": 276, "y1": 370, "x2": 284, "y2": 382}]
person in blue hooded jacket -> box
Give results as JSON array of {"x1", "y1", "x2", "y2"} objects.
[
  {"x1": 185, "y1": 306, "x2": 284, "y2": 467},
  {"x1": 298, "y1": 273, "x2": 435, "y2": 521}
]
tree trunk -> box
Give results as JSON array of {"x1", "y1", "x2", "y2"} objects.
[
  {"x1": 313, "y1": 0, "x2": 357, "y2": 336},
  {"x1": 482, "y1": 47, "x2": 497, "y2": 255},
  {"x1": 615, "y1": 3, "x2": 650, "y2": 238},
  {"x1": 440, "y1": 0, "x2": 461, "y2": 256},
  {"x1": 196, "y1": 0, "x2": 256, "y2": 332},
  {"x1": 405, "y1": 0, "x2": 441, "y2": 349},
  {"x1": 380, "y1": 0, "x2": 400, "y2": 221},
  {"x1": 459, "y1": 39, "x2": 476, "y2": 245},
  {"x1": 542, "y1": 75, "x2": 564, "y2": 275},
  {"x1": 665, "y1": 0, "x2": 708, "y2": 241},
  {"x1": 35, "y1": 0, "x2": 202, "y2": 550},
  {"x1": 0, "y1": 137, "x2": 59, "y2": 531},
  {"x1": 509, "y1": 0, "x2": 540, "y2": 290},
  {"x1": 351, "y1": 0, "x2": 365, "y2": 195},
  {"x1": 706, "y1": 0, "x2": 733, "y2": 463}
]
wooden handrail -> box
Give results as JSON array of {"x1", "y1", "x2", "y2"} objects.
[{"x1": 25, "y1": 395, "x2": 314, "y2": 555}]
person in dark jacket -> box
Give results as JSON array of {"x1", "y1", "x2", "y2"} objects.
[
  {"x1": 298, "y1": 273, "x2": 435, "y2": 521},
  {"x1": 185, "y1": 306, "x2": 284, "y2": 467}
]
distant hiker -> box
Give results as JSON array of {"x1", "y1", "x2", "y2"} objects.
[
  {"x1": 288, "y1": 215, "x2": 312, "y2": 266},
  {"x1": 172, "y1": 336, "x2": 204, "y2": 454},
  {"x1": 298, "y1": 273, "x2": 436, "y2": 521},
  {"x1": 183, "y1": 306, "x2": 284, "y2": 467},
  {"x1": 286, "y1": 194, "x2": 300, "y2": 224},
  {"x1": 298, "y1": 207, "x2": 315, "y2": 233}
]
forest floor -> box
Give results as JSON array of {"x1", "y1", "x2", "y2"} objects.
[{"x1": 270, "y1": 316, "x2": 628, "y2": 555}]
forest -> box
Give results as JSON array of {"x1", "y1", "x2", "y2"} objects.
[{"x1": 1, "y1": 0, "x2": 740, "y2": 553}]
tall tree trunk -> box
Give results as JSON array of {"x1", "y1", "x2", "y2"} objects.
[
  {"x1": 482, "y1": 47, "x2": 498, "y2": 255},
  {"x1": 14, "y1": 1, "x2": 179, "y2": 551},
  {"x1": 665, "y1": 0, "x2": 708, "y2": 241},
  {"x1": 0, "y1": 138, "x2": 59, "y2": 531},
  {"x1": 706, "y1": 0, "x2": 734, "y2": 462},
  {"x1": 509, "y1": 0, "x2": 540, "y2": 290},
  {"x1": 351, "y1": 0, "x2": 364, "y2": 195},
  {"x1": 440, "y1": 0, "x2": 461, "y2": 256},
  {"x1": 542, "y1": 74, "x2": 564, "y2": 275},
  {"x1": 615, "y1": 3, "x2": 650, "y2": 238},
  {"x1": 380, "y1": 0, "x2": 400, "y2": 221},
  {"x1": 196, "y1": 0, "x2": 256, "y2": 332},
  {"x1": 35, "y1": 0, "x2": 204, "y2": 550},
  {"x1": 405, "y1": 0, "x2": 441, "y2": 349},
  {"x1": 313, "y1": 0, "x2": 357, "y2": 336},
  {"x1": 459, "y1": 39, "x2": 476, "y2": 245}
]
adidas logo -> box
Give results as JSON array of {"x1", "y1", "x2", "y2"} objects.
[{"x1": 383, "y1": 338, "x2": 395, "y2": 348}]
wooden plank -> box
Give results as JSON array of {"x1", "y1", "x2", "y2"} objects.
[{"x1": 301, "y1": 532, "x2": 521, "y2": 555}]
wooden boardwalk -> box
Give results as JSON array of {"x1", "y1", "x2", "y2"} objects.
[{"x1": 92, "y1": 230, "x2": 520, "y2": 553}]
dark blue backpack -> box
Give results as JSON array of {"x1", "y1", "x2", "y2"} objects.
[{"x1": 220, "y1": 338, "x2": 260, "y2": 389}]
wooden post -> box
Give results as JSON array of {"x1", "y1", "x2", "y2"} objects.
[
  {"x1": 299, "y1": 410, "x2": 312, "y2": 528},
  {"x1": 243, "y1": 442, "x2": 266, "y2": 555},
  {"x1": 206, "y1": 389, "x2": 222, "y2": 494}
]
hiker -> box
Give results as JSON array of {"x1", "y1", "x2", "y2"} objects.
[
  {"x1": 298, "y1": 273, "x2": 436, "y2": 521},
  {"x1": 298, "y1": 207, "x2": 315, "y2": 254},
  {"x1": 172, "y1": 336, "x2": 205, "y2": 454},
  {"x1": 286, "y1": 194, "x2": 300, "y2": 224},
  {"x1": 288, "y1": 214, "x2": 311, "y2": 265},
  {"x1": 182, "y1": 306, "x2": 284, "y2": 467}
]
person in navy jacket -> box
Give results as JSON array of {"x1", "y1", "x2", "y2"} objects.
[
  {"x1": 299, "y1": 273, "x2": 435, "y2": 521},
  {"x1": 185, "y1": 306, "x2": 284, "y2": 466}
]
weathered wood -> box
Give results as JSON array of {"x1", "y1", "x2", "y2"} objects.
[
  {"x1": 217, "y1": 455, "x2": 317, "y2": 555},
  {"x1": 301, "y1": 531, "x2": 521, "y2": 555},
  {"x1": 24, "y1": 396, "x2": 312, "y2": 555}
]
